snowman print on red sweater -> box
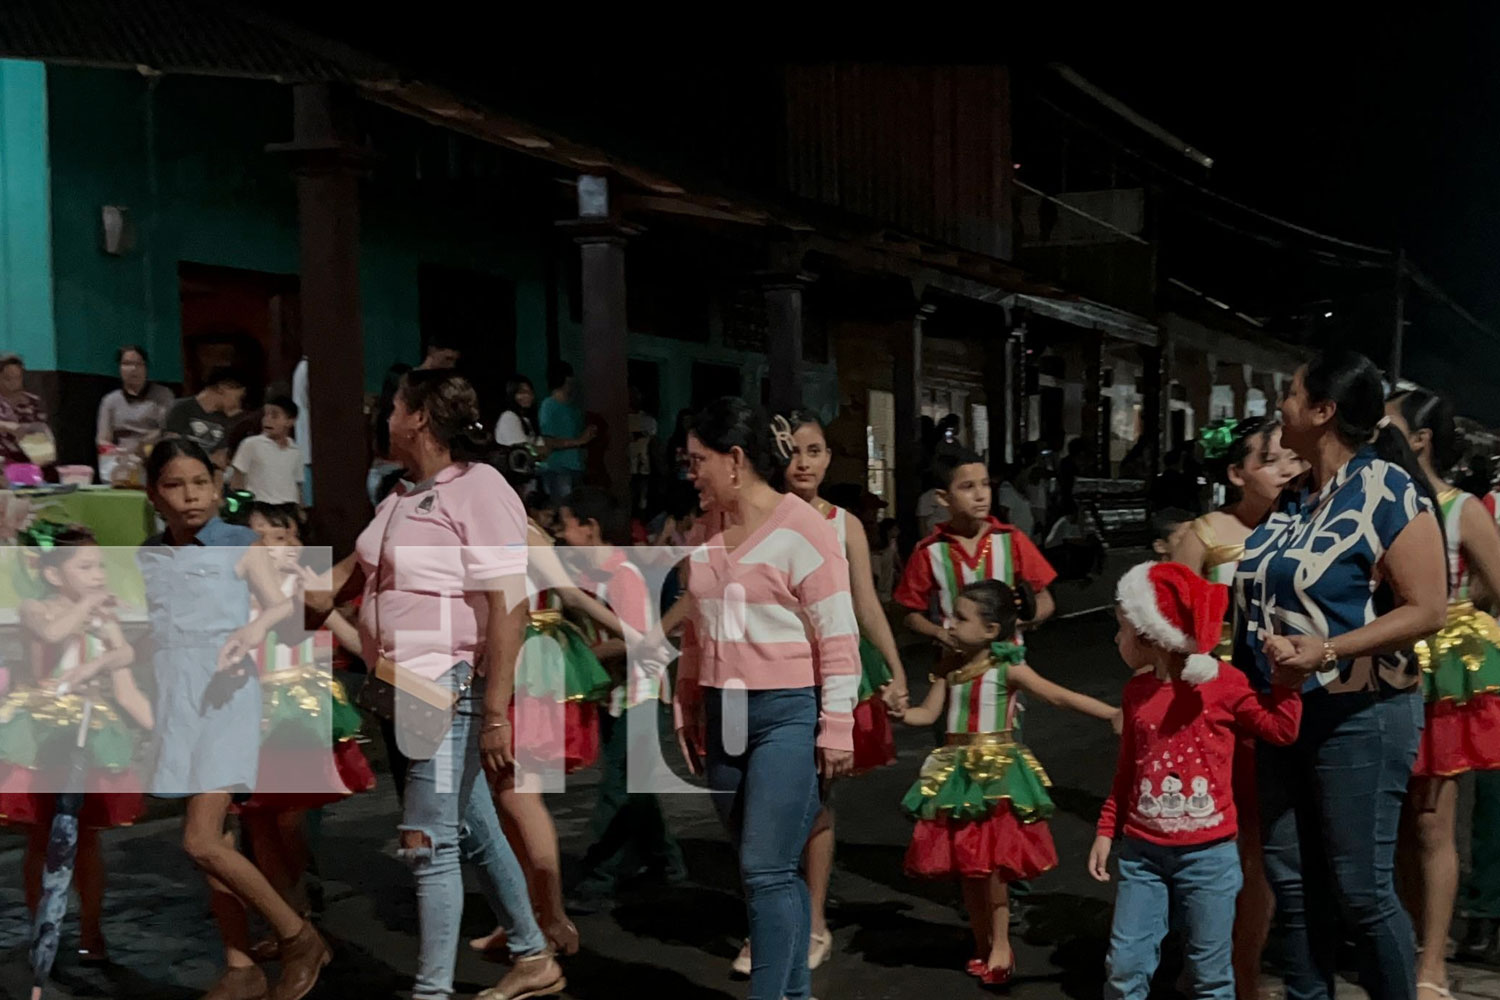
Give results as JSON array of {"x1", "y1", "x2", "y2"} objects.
[{"x1": 1137, "y1": 763, "x2": 1224, "y2": 834}]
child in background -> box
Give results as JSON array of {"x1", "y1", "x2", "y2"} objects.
[
  {"x1": 895, "y1": 448, "x2": 1058, "y2": 643},
  {"x1": 559, "y1": 488, "x2": 684, "y2": 897},
  {"x1": 1, "y1": 526, "x2": 149, "y2": 965},
  {"x1": 899, "y1": 578, "x2": 1119, "y2": 985},
  {"x1": 872, "y1": 517, "x2": 901, "y2": 605},
  {"x1": 1091, "y1": 562, "x2": 1302, "y2": 1000},
  {"x1": 229, "y1": 395, "x2": 304, "y2": 509},
  {"x1": 238, "y1": 505, "x2": 372, "y2": 956},
  {"x1": 1151, "y1": 508, "x2": 1193, "y2": 560}
]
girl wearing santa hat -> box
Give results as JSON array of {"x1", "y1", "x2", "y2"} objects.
[
  {"x1": 1385, "y1": 388, "x2": 1500, "y2": 999},
  {"x1": 898, "y1": 578, "x2": 1119, "y2": 986},
  {"x1": 1092, "y1": 561, "x2": 1303, "y2": 1000}
]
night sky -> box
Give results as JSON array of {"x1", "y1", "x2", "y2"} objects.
[{"x1": 1079, "y1": 25, "x2": 1500, "y2": 328}]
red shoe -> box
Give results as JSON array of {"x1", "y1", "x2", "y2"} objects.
[
  {"x1": 979, "y1": 958, "x2": 1015, "y2": 987},
  {"x1": 966, "y1": 957, "x2": 988, "y2": 977}
]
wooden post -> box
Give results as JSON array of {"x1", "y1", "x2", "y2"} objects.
[
  {"x1": 765, "y1": 279, "x2": 806, "y2": 414},
  {"x1": 893, "y1": 296, "x2": 932, "y2": 553},
  {"x1": 564, "y1": 176, "x2": 635, "y2": 504},
  {"x1": 1081, "y1": 331, "x2": 1106, "y2": 472},
  {"x1": 1139, "y1": 334, "x2": 1167, "y2": 480},
  {"x1": 982, "y1": 316, "x2": 1010, "y2": 467},
  {"x1": 271, "y1": 84, "x2": 369, "y2": 556}
]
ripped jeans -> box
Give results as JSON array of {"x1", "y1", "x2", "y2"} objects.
[{"x1": 398, "y1": 667, "x2": 546, "y2": 999}]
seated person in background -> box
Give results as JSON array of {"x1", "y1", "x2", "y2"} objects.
[
  {"x1": 229, "y1": 396, "x2": 304, "y2": 509},
  {"x1": 1043, "y1": 499, "x2": 1105, "y2": 582},
  {"x1": 164, "y1": 366, "x2": 247, "y2": 469}
]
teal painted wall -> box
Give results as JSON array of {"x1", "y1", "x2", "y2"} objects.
[
  {"x1": 44, "y1": 66, "x2": 549, "y2": 393},
  {"x1": 41, "y1": 65, "x2": 833, "y2": 435},
  {"x1": 0, "y1": 59, "x2": 57, "y2": 368}
]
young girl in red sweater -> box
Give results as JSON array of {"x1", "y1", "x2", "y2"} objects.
[{"x1": 1091, "y1": 562, "x2": 1303, "y2": 1000}]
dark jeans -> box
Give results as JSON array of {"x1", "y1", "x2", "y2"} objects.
[
  {"x1": 705, "y1": 686, "x2": 821, "y2": 1000},
  {"x1": 1259, "y1": 690, "x2": 1422, "y2": 1000},
  {"x1": 1463, "y1": 770, "x2": 1500, "y2": 919},
  {"x1": 577, "y1": 703, "x2": 684, "y2": 885}
]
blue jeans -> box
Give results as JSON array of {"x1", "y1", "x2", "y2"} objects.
[
  {"x1": 1105, "y1": 837, "x2": 1241, "y2": 1000},
  {"x1": 539, "y1": 467, "x2": 581, "y2": 505},
  {"x1": 1259, "y1": 690, "x2": 1422, "y2": 1000},
  {"x1": 705, "y1": 687, "x2": 821, "y2": 1000},
  {"x1": 398, "y1": 668, "x2": 547, "y2": 1000}
]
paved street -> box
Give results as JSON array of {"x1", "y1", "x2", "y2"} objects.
[{"x1": 4, "y1": 601, "x2": 1500, "y2": 1000}]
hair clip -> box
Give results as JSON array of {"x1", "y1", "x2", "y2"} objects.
[{"x1": 769, "y1": 414, "x2": 795, "y2": 461}]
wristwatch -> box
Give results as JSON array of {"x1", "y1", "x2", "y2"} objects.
[{"x1": 1321, "y1": 640, "x2": 1339, "y2": 667}]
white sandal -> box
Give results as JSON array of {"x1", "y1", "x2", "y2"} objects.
[{"x1": 1417, "y1": 982, "x2": 1453, "y2": 999}]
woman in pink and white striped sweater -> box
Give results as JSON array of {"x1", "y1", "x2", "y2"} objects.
[{"x1": 674, "y1": 397, "x2": 860, "y2": 1000}]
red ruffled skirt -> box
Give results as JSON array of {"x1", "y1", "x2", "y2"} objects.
[
  {"x1": 510, "y1": 697, "x2": 600, "y2": 774},
  {"x1": 1415, "y1": 694, "x2": 1500, "y2": 777},
  {"x1": 237, "y1": 740, "x2": 377, "y2": 813},
  {"x1": 851, "y1": 695, "x2": 897, "y2": 775},
  {"x1": 0, "y1": 763, "x2": 144, "y2": 829},
  {"x1": 905, "y1": 808, "x2": 1058, "y2": 881}
]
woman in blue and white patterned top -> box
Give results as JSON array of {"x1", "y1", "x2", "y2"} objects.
[{"x1": 1233, "y1": 351, "x2": 1447, "y2": 1000}]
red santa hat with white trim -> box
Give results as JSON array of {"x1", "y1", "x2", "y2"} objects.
[{"x1": 1115, "y1": 560, "x2": 1229, "y2": 684}]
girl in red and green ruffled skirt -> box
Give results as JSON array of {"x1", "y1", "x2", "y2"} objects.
[{"x1": 899, "y1": 578, "x2": 1120, "y2": 986}]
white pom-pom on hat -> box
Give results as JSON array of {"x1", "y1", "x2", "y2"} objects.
[{"x1": 1181, "y1": 653, "x2": 1220, "y2": 685}]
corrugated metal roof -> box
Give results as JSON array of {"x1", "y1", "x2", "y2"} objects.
[{"x1": 0, "y1": 0, "x2": 378, "y2": 82}]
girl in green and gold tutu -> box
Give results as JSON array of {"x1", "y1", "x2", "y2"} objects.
[
  {"x1": 0, "y1": 526, "x2": 152, "y2": 963},
  {"x1": 235, "y1": 505, "x2": 373, "y2": 952},
  {"x1": 898, "y1": 578, "x2": 1119, "y2": 986}
]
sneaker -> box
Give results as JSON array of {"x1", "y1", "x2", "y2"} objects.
[{"x1": 731, "y1": 939, "x2": 752, "y2": 977}]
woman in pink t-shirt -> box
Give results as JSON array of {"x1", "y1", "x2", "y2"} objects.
[
  {"x1": 310, "y1": 370, "x2": 562, "y2": 1000},
  {"x1": 675, "y1": 397, "x2": 860, "y2": 1000}
]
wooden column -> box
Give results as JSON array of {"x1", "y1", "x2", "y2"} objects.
[
  {"x1": 982, "y1": 317, "x2": 1010, "y2": 467},
  {"x1": 765, "y1": 278, "x2": 807, "y2": 414},
  {"x1": 893, "y1": 298, "x2": 932, "y2": 553},
  {"x1": 1139, "y1": 332, "x2": 1168, "y2": 479},
  {"x1": 1222, "y1": 362, "x2": 1250, "y2": 420},
  {"x1": 578, "y1": 232, "x2": 630, "y2": 502},
  {"x1": 1181, "y1": 348, "x2": 1215, "y2": 439},
  {"x1": 1252, "y1": 370, "x2": 1279, "y2": 417},
  {"x1": 1080, "y1": 331, "x2": 1106, "y2": 472},
  {"x1": 271, "y1": 84, "x2": 369, "y2": 556}
]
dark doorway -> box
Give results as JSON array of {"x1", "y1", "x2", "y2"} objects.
[
  {"x1": 418, "y1": 265, "x2": 517, "y2": 428},
  {"x1": 178, "y1": 262, "x2": 301, "y2": 400},
  {"x1": 691, "y1": 362, "x2": 743, "y2": 411}
]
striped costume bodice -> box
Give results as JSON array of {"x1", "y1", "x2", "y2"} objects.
[
  {"x1": 923, "y1": 531, "x2": 1016, "y2": 626},
  {"x1": 252, "y1": 574, "x2": 329, "y2": 675},
  {"x1": 48, "y1": 629, "x2": 107, "y2": 680},
  {"x1": 1441, "y1": 488, "x2": 1472, "y2": 602},
  {"x1": 822, "y1": 503, "x2": 849, "y2": 554},
  {"x1": 945, "y1": 658, "x2": 1022, "y2": 739}
]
